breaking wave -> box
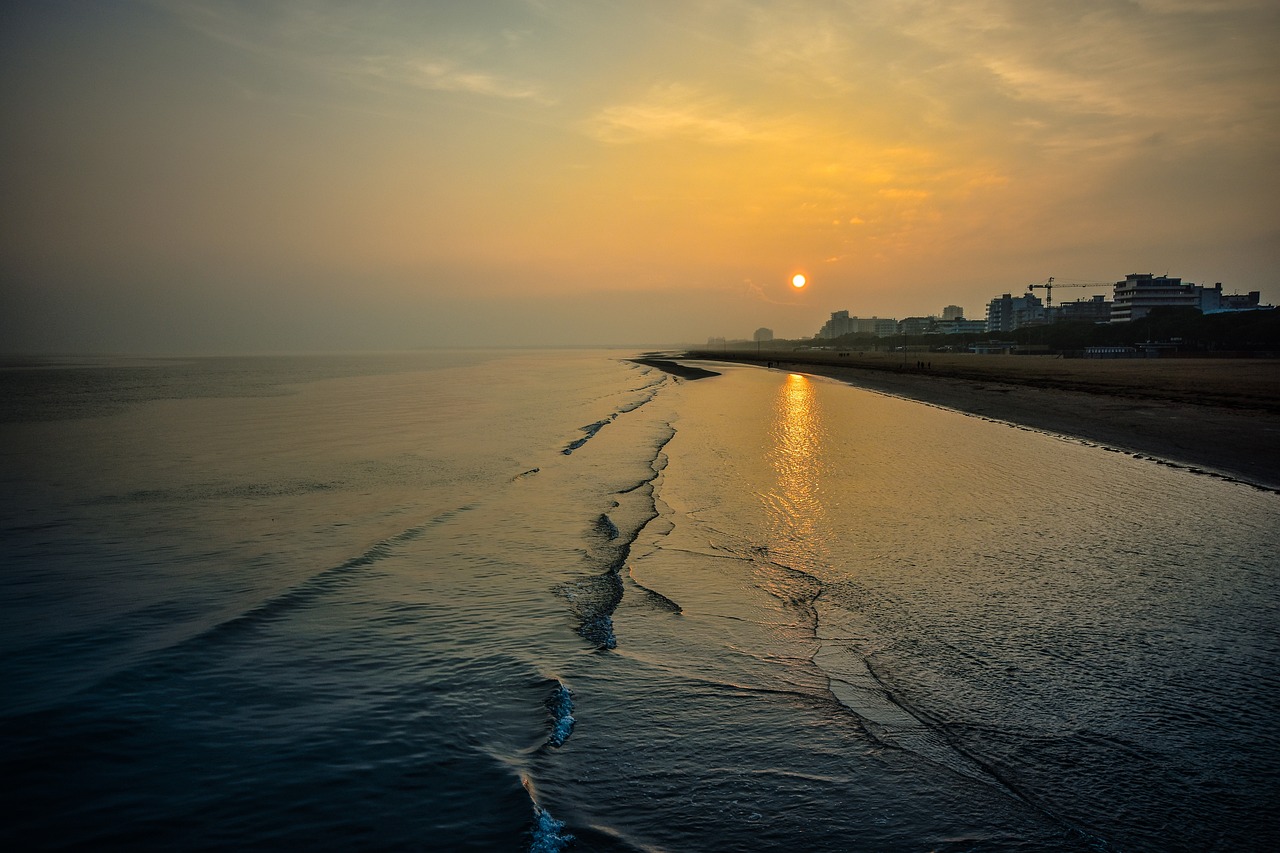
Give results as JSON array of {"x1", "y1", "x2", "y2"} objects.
[
  {"x1": 528, "y1": 805, "x2": 574, "y2": 853},
  {"x1": 546, "y1": 682, "x2": 575, "y2": 747},
  {"x1": 563, "y1": 417, "x2": 615, "y2": 455},
  {"x1": 559, "y1": 427, "x2": 677, "y2": 649}
]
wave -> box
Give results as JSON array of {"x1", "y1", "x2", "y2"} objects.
[
  {"x1": 617, "y1": 396, "x2": 653, "y2": 415},
  {"x1": 94, "y1": 479, "x2": 343, "y2": 504},
  {"x1": 522, "y1": 776, "x2": 575, "y2": 853},
  {"x1": 560, "y1": 569, "x2": 623, "y2": 650},
  {"x1": 742, "y1": 551, "x2": 1004, "y2": 787},
  {"x1": 562, "y1": 416, "x2": 615, "y2": 454},
  {"x1": 627, "y1": 577, "x2": 682, "y2": 614},
  {"x1": 561, "y1": 372, "x2": 668, "y2": 456},
  {"x1": 193, "y1": 504, "x2": 477, "y2": 636},
  {"x1": 692, "y1": 530, "x2": 1023, "y2": 797},
  {"x1": 749, "y1": 551, "x2": 1104, "y2": 840},
  {"x1": 545, "y1": 682, "x2": 575, "y2": 748},
  {"x1": 621, "y1": 362, "x2": 668, "y2": 391},
  {"x1": 528, "y1": 805, "x2": 574, "y2": 853},
  {"x1": 60, "y1": 503, "x2": 481, "y2": 699},
  {"x1": 594, "y1": 512, "x2": 620, "y2": 540},
  {"x1": 616, "y1": 427, "x2": 674, "y2": 495},
  {"x1": 616, "y1": 376, "x2": 665, "y2": 414},
  {"x1": 562, "y1": 428, "x2": 681, "y2": 648}
]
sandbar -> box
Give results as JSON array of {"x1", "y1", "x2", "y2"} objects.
[{"x1": 630, "y1": 357, "x2": 720, "y2": 380}]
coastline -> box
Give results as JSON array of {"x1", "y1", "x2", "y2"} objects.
[{"x1": 670, "y1": 351, "x2": 1280, "y2": 492}]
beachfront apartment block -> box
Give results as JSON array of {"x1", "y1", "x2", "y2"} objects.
[
  {"x1": 977, "y1": 274, "x2": 1266, "y2": 330},
  {"x1": 1110, "y1": 274, "x2": 1200, "y2": 322},
  {"x1": 869, "y1": 318, "x2": 899, "y2": 337},
  {"x1": 820, "y1": 310, "x2": 855, "y2": 338},
  {"x1": 813, "y1": 275, "x2": 1269, "y2": 341},
  {"x1": 936, "y1": 318, "x2": 987, "y2": 334},
  {"x1": 1110, "y1": 274, "x2": 1267, "y2": 322},
  {"x1": 898, "y1": 317, "x2": 935, "y2": 336},
  {"x1": 818, "y1": 311, "x2": 898, "y2": 339},
  {"x1": 1056, "y1": 294, "x2": 1112, "y2": 323},
  {"x1": 985, "y1": 293, "x2": 1045, "y2": 333}
]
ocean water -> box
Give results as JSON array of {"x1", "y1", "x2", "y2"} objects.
[{"x1": 1, "y1": 350, "x2": 1277, "y2": 851}]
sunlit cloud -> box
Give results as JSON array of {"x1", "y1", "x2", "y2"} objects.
[
  {"x1": 878, "y1": 188, "x2": 931, "y2": 200},
  {"x1": 978, "y1": 57, "x2": 1133, "y2": 117},
  {"x1": 585, "y1": 84, "x2": 794, "y2": 145},
  {"x1": 875, "y1": 0, "x2": 1278, "y2": 136}
]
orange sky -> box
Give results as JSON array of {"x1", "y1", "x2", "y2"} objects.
[{"x1": 2, "y1": 1, "x2": 1278, "y2": 351}]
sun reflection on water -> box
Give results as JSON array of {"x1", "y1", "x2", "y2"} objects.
[{"x1": 765, "y1": 373, "x2": 828, "y2": 551}]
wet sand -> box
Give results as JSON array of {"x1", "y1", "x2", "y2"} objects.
[{"x1": 678, "y1": 350, "x2": 1280, "y2": 492}]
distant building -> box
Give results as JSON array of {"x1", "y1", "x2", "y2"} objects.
[
  {"x1": 985, "y1": 293, "x2": 1044, "y2": 333},
  {"x1": 1055, "y1": 294, "x2": 1112, "y2": 323},
  {"x1": 898, "y1": 316, "x2": 935, "y2": 336},
  {"x1": 1110, "y1": 274, "x2": 1199, "y2": 322},
  {"x1": 1199, "y1": 283, "x2": 1268, "y2": 314},
  {"x1": 942, "y1": 305, "x2": 965, "y2": 321},
  {"x1": 818, "y1": 312, "x2": 898, "y2": 339},
  {"x1": 707, "y1": 336, "x2": 726, "y2": 346},
  {"x1": 1111, "y1": 274, "x2": 1271, "y2": 322},
  {"x1": 936, "y1": 318, "x2": 987, "y2": 335},
  {"x1": 869, "y1": 318, "x2": 899, "y2": 337},
  {"x1": 753, "y1": 327, "x2": 774, "y2": 342},
  {"x1": 818, "y1": 310, "x2": 855, "y2": 339}
]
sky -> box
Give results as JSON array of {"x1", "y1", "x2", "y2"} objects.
[{"x1": 2, "y1": 0, "x2": 1278, "y2": 352}]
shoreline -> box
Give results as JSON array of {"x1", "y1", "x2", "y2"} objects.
[{"x1": 669, "y1": 351, "x2": 1280, "y2": 493}]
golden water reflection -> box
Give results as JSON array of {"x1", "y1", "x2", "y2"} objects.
[{"x1": 765, "y1": 373, "x2": 827, "y2": 549}]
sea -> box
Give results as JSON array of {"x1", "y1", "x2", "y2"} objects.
[{"x1": 1, "y1": 349, "x2": 1277, "y2": 852}]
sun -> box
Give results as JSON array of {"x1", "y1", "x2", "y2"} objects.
[{"x1": 792, "y1": 274, "x2": 807, "y2": 288}]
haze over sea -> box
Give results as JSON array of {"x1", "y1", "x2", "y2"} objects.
[{"x1": 2, "y1": 349, "x2": 1277, "y2": 851}]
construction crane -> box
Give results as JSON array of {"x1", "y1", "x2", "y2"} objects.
[{"x1": 1026, "y1": 277, "x2": 1113, "y2": 307}]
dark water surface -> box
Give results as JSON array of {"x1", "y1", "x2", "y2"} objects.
[{"x1": 2, "y1": 351, "x2": 1276, "y2": 851}]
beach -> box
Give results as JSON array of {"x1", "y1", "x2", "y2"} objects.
[{"x1": 680, "y1": 350, "x2": 1280, "y2": 492}]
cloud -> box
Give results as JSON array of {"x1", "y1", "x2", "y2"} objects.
[
  {"x1": 150, "y1": 0, "x2": 551, "y2": 104},
  {"x1": 362, "y1": 57, "x2": 549, "y2": 102},
  {"x1": 878, "y1": 188, "x2": 931, "y2": 200},
  {"x1": 1134, "y1": 0, "x2": 1271, "y2": 12},
  {"x1": 977, "y1": 56, "x2": 1133, "y2": 118},
  {"x1": 896, "y1": 0, "x2": 1277, "y2": 122},
  {"x1": 585, "y1": 83, "x2": 793, "y2": 145}
]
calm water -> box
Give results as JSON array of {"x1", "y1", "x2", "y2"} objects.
[{"x1": 1, "y1": 350, "x2": 1277, "y2": 851}]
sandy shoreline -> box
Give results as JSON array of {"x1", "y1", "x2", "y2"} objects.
[{"x1": 666, "y1": 351, "x2": 1280, "y2": 492}]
